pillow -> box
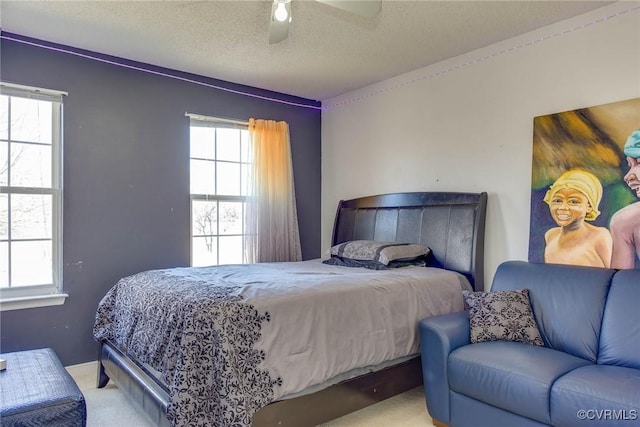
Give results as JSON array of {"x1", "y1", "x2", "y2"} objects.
[
  {"x1": 462, "y1": 289, "x2": 544, "y2": 346},
  {"x1": 322, "y1": 255, "x2": 427, "y2": 270},
  {"x1": 323, "y1": 240, "x2": 430, "y2": 270},
  {"x1": 328, "y1": 240, "x2": 430, "y2": 265}
]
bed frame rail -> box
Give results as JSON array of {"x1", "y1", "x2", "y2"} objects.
[
  {"x1": 98, "y1": 340, "x2": 422, "y2": 427},
  {"x1": 252, "y1": 356, "x2": 423, "y2": 426},
  {"x1": 98, "y1": 341, "x2": 171, "y2": 427}
]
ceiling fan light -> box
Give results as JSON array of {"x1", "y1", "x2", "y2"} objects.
[{"x1": 274, "y1": 2, "x2": 289, "y2": 22}]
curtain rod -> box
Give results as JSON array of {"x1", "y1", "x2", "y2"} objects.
[
  {"x1": 1, "y1": 81, "x2": 68, "y2": 97},
  {"x1": 185, "y1": 113, "x2": 249, "y2": 126}
]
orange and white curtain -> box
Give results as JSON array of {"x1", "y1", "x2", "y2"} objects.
[{"x1": 245, "y1": 118, "x2": 302, "y2": 263}]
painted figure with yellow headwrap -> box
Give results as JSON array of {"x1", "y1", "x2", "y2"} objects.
[
  {"x1": 543, "y1": 168, "x2": 612, "y2": 268},
  {"x1": 610, "y1": 129, "x2": 640, "y2": 269}
]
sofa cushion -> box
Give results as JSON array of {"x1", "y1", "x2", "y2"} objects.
[
  {"x1": 598, "y1": 269, "x2": 640, "y2": 369},
  {"x1": 448, "y1": 341, "x2": 592, "y2": 425},
  {"x1": 490, "y1": 261, "x2": 615, "y2": 362},
  {"x1": 463, "y1": 289, "x2": 544, "y2": 346},
  {"x1": 551, "y1": 365, "x2": 640, "y2": 426}
]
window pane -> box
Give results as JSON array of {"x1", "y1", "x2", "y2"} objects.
[
  {"x1": 190, "y1": 126, "x2": 215, "y2": 159},
  {"x1": 11, "y1": 142, "x2": 52, "y2": 188},
  {"x1": 12, "y1": 240, "x2": 53, "y2": 286},
  {"x1": 216, "y1": 128, "x2": 240, "y2": 162},
  {"x1": 0, "y1": 95, "x2": 8, "y2": 140},
  {"x1": 0, "y1": 141, "x2": 7, "y2": 186},
  {"x1": 217, "y1": 162, "x2": 240, "y2": 196},
  {"x1": 218, "y1": 236, "x2": 243, "y2": 265},
  {"x1": 11, "y1": 194, "x2": 52, "y2": 239},
  {"x1": 0, "y1": 194, "x2": 7, "y2": 240},
  {"x1": 241, "y1": 130, "x2": 250, "y2": 162},
  {"x1": 192, "y1": 236, "x2": 217, "y2": 267},
  {"x1": 190, "y1": 159, "x2": 215, "y2": 195},
  {"x1": 219, "y1": 201, "x2": 243, "y2": 235},
  {"x1": 241, "y1": 163, "x2": 250, "y2": 196},
  {"x1": 192, "y1": 200, "x2": 217, "y2": 236},
  {"x1": 10, "y1": 98, "x2": 52, "y2": 144},
  {"x1": 0, "y1": 242, "x2": 8, "y2": 287}
]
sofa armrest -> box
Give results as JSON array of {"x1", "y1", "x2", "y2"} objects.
[{"x1": 419, "y1": 311, "x2": 470, "y2": 425}]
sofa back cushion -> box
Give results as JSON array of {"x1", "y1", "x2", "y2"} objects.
[
  {"x1": 491, "y1": 261, "x2": 615, "y2": 362},
  {"x1": 598, "y1": 269, "x2": 640, "y2": 369}
]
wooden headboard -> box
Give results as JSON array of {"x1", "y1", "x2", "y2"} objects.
[{"x1": 331, "y1": 192, "x2": 488, "y2": 291}]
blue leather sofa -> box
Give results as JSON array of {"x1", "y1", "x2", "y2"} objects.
[{"x1": 419, "y1": 261, "x2": 640, "y2": 427}]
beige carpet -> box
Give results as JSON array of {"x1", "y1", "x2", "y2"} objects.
[{"x1": 69, "y1": 362, "x2": 436, "y2": 427}]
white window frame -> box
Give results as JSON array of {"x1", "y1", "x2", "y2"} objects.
[
  {"x1": 0, "y1": 82, "x2": 67, "y2": 311},
  {"x1": 187, "y1": 113, "x2": 251, "y2": 266}
]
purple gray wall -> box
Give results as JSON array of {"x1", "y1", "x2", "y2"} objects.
[{"x1": 0, "y1": 33, "x2": 322, "y2": 365}]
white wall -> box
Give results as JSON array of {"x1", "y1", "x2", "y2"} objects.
[{"x1": 321, "y1": 2, "x2": 640, "y2": 288}]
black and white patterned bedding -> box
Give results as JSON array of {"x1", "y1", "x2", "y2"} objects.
[{"x1": 93, "y1": 259, "x2": 467, "y2": 427}]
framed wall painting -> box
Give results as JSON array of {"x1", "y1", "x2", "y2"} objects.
[{"x1": 528, "y1": 97, "x2": 640, "y2": 269}]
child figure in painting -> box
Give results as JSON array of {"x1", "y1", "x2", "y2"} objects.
[
  {"x1": 543, "y1": 168, "x2": 612, "y2": 268},
  {"x1": 610, "y1": 129, "x2": 640, "y2": 269}
]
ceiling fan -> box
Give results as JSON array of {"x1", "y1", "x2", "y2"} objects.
[{"x1": 269, "y1": 0, "x2": 382, "y2": 44}]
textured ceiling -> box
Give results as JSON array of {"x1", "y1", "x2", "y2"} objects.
[{"x1": 1, "y1": 0, "x2": 615, "y2": 101}]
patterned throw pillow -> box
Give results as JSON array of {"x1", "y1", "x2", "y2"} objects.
[{"x1": 462, "y1": 289, "x2": 544, "y2": 346}]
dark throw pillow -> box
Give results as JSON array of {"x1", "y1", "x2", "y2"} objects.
[
  {"x1": 329, "y1": 240, "x2": 430, "y2": 263},
  {"x1": 462, "y1": 289, "x2": 544, "y2": 346},
  {"x1": 323, "y1": 240, "x2": 430, "y2": 270}
]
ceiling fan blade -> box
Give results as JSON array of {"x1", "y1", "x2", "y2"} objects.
[
  {"x1": 314, "y1": 0, "x2": 381, "y2": 18},
  {"x1": 269, "y1": 1, "x2": 291, "y2": 44}
]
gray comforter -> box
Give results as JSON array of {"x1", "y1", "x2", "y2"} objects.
[{"x1": 93, "y1": 259, "x2": 466, "y2": 427}]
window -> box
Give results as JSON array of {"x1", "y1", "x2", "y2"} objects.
[
  {"x1": 188, "y1": 114, "x2": 250, "y2": 266},
  {"x1": 0, "y1": 82, "x2": 65, "y2": 311}
]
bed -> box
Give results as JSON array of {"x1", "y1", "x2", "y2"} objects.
[{"x1": 93, "y1": 191, "x2": 487, "y2": 427}]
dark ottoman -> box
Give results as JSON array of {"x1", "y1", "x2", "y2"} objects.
[{"x1": 0, "y1": 348, "x2": 87, "y2": 426}]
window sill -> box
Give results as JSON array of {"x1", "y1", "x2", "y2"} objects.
[{"x1": 0, "y1": 293, "x2": 69, "y2": 312}]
